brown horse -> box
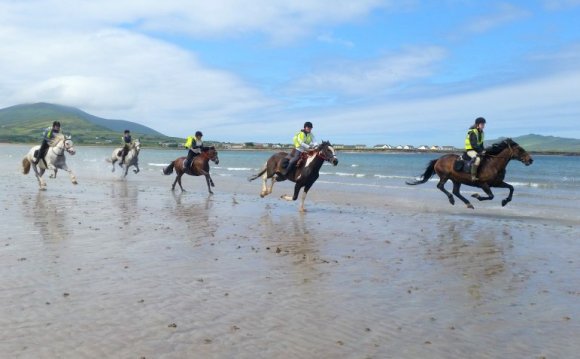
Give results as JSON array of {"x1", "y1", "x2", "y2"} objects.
[
  {"x1": 406, "y1": 138, "x2": 533, "y2": 209},
  {"x1": 248, "y1": 141, "x2": 338, "y2": 212},
  {"x1": 162, "y1": 147, "x2": 219, "y2": 194}
]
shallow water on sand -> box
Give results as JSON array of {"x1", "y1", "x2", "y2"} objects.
[{"x1": 1, "y1": 144, "x2": 579, "y2": 358}]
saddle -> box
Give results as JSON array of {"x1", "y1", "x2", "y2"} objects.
[
  {"x1": 453, "y1": 153, "x2": 475, "y2": 173},
  {"x1": 279, "y1": 149, "x2": 309, "y2": 172}
]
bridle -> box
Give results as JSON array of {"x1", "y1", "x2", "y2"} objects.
[{"x1": 315, "y1": 145, "x2": 336, "y2": 162}]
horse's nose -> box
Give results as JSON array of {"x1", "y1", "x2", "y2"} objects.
[{"x1": 333, "y1": 159, "x2": 339, "y2": 166}]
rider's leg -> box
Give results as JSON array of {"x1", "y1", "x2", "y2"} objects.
[
  {"x1": 120, "y1": 146, "x2": 129, "y2": 167},
  {"x1": 184, "y1": 150, "x2": 195, "y2": 171},
  {"x1": 467, "y1": 150, "x2": 481, "y2": 181},
  {"x1": 34, "y1": 139, "x2": 49, "y2": 165},
  {"x1": 282, "y1": 150, "x2": 301, "y2": 176}
]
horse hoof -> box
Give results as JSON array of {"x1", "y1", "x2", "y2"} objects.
[
  {"x1": 467, "y1": 204, "x2": 474, "y2": 209},
  {"x1": 501, "y1": 200, "x2": 509, "y2": 207},
  {"x1": 471, "y1": 193, "x2": 480, "y2": 199}
]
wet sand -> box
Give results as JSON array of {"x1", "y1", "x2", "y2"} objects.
[{"x1": 1, "y1": 146, "x2": 579, "y2": 358}]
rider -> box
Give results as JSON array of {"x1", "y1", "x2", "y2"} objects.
[
  {"x1": 465, "y1": 117, "x2": 486, "y2": 181},
  {"x1": 34, "y1": 121, "x2": 61, "y2": 165},
  {"x1": 120, "y1": 129, "x2": 132, "y2": 167},
  {"x1": 281, "y1": 121, "x2": 318, "y2": 176},
  {"x1": 184, "y1": 131, "x2": 204, "y2": 170}
]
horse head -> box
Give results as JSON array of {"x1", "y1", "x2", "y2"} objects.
[
  {"x1": 206, "y1": 146, "x2": 219, "y2": 165},
  {"x1": 132, "y1": 139, "x2": 141, "y2": 153},
  {"x1": 64, "y1": 135, "x2": 76, "y2": 155},
  {"x1": 316, "y1": 141, "x2": 338, "y2": 166},
  {"x1": 504, "y1": 138, "x2": 533, "y2": 166}
]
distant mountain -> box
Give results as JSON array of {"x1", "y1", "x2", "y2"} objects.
[
  {"x1": 0, "y1": 103, "x2": 176, "y2": 145},
  {"x1": 486, "y1": 134, "x2": 580, "y2": 153}
]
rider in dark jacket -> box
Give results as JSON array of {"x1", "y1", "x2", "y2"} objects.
[
  {"x1": 120, "y1": 130, "x2": 132, "y2": 167},
  {"x1": 34, "y1": 121, "x2": 61, "y2": 165}
]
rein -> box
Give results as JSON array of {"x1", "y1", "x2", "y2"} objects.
[
  {"x1": 484, "y1": 142, "x2": 514, "y2": 160},
  {"x1": 315, "y1": 147, "x2": 334, "y2": 162}
]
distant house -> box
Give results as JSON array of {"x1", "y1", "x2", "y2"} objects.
[
  {"x1": 441, "y1": 146, "x2": 456, "y2": 151},
  {"x1": 417, "y1": 145, "x2": 430, "y2": 150},
  {"x1": 430, "y1": 145, "x2": 442, "y2": 151},
  {"x1": 373, "y1": 144, "x2": 393, "y2": 149},
  {"x1": 403, "y1": 145, "x2": 415, "y2": 150},
  {"x1": 354, "y1": 144, "x2": 367, "y2": 149}
]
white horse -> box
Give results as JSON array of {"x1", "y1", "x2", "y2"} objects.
[
  {"x1": 108, "y1": 139, "x2": 141, "y2": 177},
  {"x1": 22, "y1": 133, "x2": 78, "y2": 190}
]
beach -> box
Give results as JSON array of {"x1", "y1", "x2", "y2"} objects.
[{"x1": 1, "y1": 144, "x2": 579, "y2": 358}]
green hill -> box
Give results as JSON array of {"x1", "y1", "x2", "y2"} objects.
[
  {"x1": 0, "y1": 103, "x2": 180, "y2": 146},
  {"x1": 486, "y1": 134, "x2": 580, "y2": 153}
]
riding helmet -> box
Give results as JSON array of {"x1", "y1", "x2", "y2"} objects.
[
  {"x1": 195, "y1": 131, "x2": 203, "y2": 137},
  {"x1": 53, "y1": 121, "x2": 61, "y2": 127},
  {"x1": 475, "y1": 117, "x2": 486, "y2": 125},
  {"x1": 304, "y1": 121, "x2": 313, "y2": 128}
]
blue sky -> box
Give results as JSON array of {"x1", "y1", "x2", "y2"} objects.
[{"x1": 1, "y1": 0, "x2": 579, "y2": 146}]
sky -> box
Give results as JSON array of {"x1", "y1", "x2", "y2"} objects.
[{"x1": 1, "y1": 0, "x2": 579, "y2": 146}]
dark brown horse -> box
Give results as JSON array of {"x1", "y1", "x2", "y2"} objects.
[
  {"x1": 406, "y1": 138, "x2": 533, "y2": 209},
  {"x1": 162, "y1": 147, "x2": 219, "y2": 194},
  {"x1": 248, "y1": 141, "x2": 338, "y2": 212}
]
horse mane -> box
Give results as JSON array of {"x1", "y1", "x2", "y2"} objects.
[
  {"x1": 48, "y1": 133, "x2": 65, "y2": 146},
  {"x1": 486, "y1": 138, "x2": 518, "y2": 156}
]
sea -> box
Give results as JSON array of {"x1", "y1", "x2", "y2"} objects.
[{"x1": 3, "y1": 144, "x2": 580, "y2": 221}]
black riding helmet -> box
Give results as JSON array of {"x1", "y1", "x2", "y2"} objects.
[
  {"x1": 475, "y1": 117, "x2": 486, "y2": 125},
  {"x1": 195, "y1": 131, "x2": 203, "y2": 137},
  {"x1": 52, "y1": 121, "x2": 61, "y2": 127},
  {"x1": 304, "y1": 121, "x2": 313, "y2": 128}
]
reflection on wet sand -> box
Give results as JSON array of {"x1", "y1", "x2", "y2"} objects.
[
  {"x1": 23, "y1": 192, "x2": 71, "y2": 242},
  {"x1": 110, "y1": 181, "x2": 139, "y2": 226},
  {"x1": 431, "y1": 221, "x2": 512, "y2": 303},
  {"x1": 168, "y1": 191, "x2": 217, "y2": 239}
]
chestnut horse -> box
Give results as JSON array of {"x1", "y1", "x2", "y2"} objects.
[
  {"x1": 406, "y1": 138, "x2": 533, "y2": 209},
  {"x1": 162, "y1": 147, "x2": 219, "y2": 194},
  {"x1": 248, "y1": 141, "x2": 338, "y2": 212}
]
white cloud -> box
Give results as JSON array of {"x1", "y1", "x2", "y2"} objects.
[
  {"x1": 292, "y1": 46, "x2": 447, "y2": 96},
  {"x1": 463, "y1": 3, "x2": 530, "y2": 34}
]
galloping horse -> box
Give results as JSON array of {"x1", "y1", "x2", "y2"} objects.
[
  {"x1": 108, "y1": 139, "x2": 141, "y2": 177},
  {"x1": 248, "y1": 141, "x2": 338, "y2": 212},
  {"x1": 406, "y1": 138, "x2": 533, "y2": 209},
  {"x1": 162, "y1": 146, "x2": 220, "y2": 194},
  {"x1": 22, "y1": 133, "x2": 78, "y2": 190}
]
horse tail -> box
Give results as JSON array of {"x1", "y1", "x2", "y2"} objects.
[
  {"x1": 248, "y1": 166, "x2": 267, "y2": 182},
  {"x1": 163, "y1": 161, "x2": 175, "y2": 175},
  {"x1": 22, "y1": 156, "x2": 31, "y2": 175},
  {"x1": 406, "y1": 159, "x2": 437, "y2": 185}
]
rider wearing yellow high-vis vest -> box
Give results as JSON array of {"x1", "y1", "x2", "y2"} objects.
[
  {"x1": 465, "y1": 117, "x2": 486, "y2": 181},
  {"x1": 281, "y1": 121, "x2": 318, "y2": 176},
  {"x1": 184, "y1": 131, "x2": 204, "y2": 171}
]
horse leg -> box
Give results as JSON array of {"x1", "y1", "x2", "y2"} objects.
[
  {"x1": 111, "y1": 158, "x2": 116, "y2": 172},
  {"x1": 59, "y1": 164, "x2": 78, "y2": 185},
  {"x1": 260, "y1": 172, "x2": 270, "y2": 197},
  {"x1": 281, "y1": 183, "x2": 301, "y2": 202},
  {"x1": 298, "y1": 182, "x2": 315, "y2": 212},
  {"x1": 493, "y1": 181, "x2": 515, "y2": 206},
  {"x1": 49, "y1": 169, "x2": 58, "y2": 178},
  {"x1": 204, "y1": 174, "x2": 214, "y2": 194},
  {"x1": 452, "y1": 181, "x2": 474, "y2": 209},
  {"x1": 471, "y1": 184, "x2": 494, "y2": 201},
  {"x1": 31, "y1": 163, "x2": 46, "y2": 190},
  {"x1": 437, "y1": 178, "x2": 455, "y2": 205},
  {"x1": 176, "y1": 173, "x2": 185, "y2": 192},
  {"x1": 133, "y1": 163, "x2": 140, "y2": 174}
]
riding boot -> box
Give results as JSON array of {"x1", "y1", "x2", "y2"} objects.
[
  {"x1": 34, "y1": 141, "x2": 48, "y2": 165},
  {"x1": 471, "y1": 163, "x2": 479, "y2": 181}
]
